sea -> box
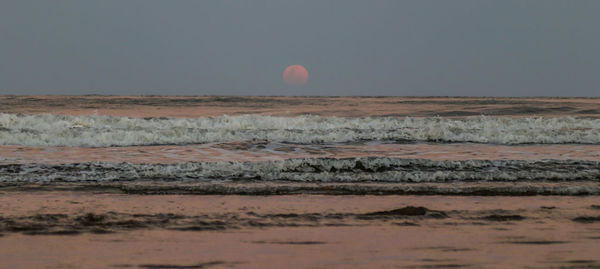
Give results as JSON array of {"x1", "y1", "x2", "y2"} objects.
[
  {"x1": 1, "y1": 96, "x2": 599, "y2": 195},
  {"x1": 2, "y1": 96, "x2": 600, "y2": 268}
]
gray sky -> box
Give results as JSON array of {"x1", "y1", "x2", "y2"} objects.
[{"x1": 1, "y1": 0, "x2": 599, "y2": 96}]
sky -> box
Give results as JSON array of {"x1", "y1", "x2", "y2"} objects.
[{"x1": 1, "y1": 0, "x2": 599, "y2": 96}]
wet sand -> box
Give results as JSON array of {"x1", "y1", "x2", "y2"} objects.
[{"x1": 1, "y1": 192, "x2": 600, "y2": 268}]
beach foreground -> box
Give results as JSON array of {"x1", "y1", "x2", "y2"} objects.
[{"x1": 1, "y1": 192, "x2": 600, "y2": 268}]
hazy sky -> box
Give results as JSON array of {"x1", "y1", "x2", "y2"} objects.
[{"x1": 1, "y1": 0, "x2": 599, "y2": 96}]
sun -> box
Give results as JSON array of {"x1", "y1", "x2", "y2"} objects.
[{"x1": 283, "y1": 65, "x2": 309, "y2": 86}]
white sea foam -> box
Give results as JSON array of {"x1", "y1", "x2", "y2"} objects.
[
  {"x1": 1, "y1": 157, "x2": 598, "y2": 183},
  {"x1": 1, "y1": 113, "x2": 600, "y2": 146}
]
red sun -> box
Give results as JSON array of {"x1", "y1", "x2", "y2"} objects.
[{"x1": 283, "y1": 65, "x2": 309, "y2": 86}]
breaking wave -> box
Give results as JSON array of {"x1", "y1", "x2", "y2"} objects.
[
  {"x1": 1, "y1": 113, "x2": 600, "y2": 147},
  {"x1": 2, "y1": 157, "x2": 599, "y2": 183}
]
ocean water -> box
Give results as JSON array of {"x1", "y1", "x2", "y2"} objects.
[
  {"x1": 1, "y1": 96, "x2": 599, "y2": 195},
  {"x1": 3, "y1": 96, "x2": 600, "y2": 268}
]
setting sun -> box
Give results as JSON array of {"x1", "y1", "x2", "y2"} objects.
[{"x1": 283, "y1": 65, "x2": 309, "y2": 86}]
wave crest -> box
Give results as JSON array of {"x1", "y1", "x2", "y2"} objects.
[
  {"x1": 1, "y1": 157, "x2": 599, "y2": 183},
  {"x1": 1, "y1": 113, "x2": 600, "y2": 146}
]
